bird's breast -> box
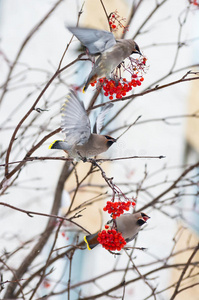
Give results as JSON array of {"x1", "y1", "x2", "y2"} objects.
[
  {"x1": 75, "y1": 134, "x2": 108, "y2": 158},
  {"x1": 97, "y1": 43, "x2": 133, "y2": 77},
  {"x1": 116, "y1": 214, "x2": 138, "y2": 240}
]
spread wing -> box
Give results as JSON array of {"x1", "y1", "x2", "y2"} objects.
[
  {"x1": 93, "y1": 102, "x2": 114, "y2": 134},
  {"x1": 61, "y1": 91, "x2": 91, "y2": 145},
  {"x1": 67, "y1": 27, "x2": 116, "y2": 55}
]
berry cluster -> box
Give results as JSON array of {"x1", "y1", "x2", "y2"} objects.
[
  {"x1": 61, "y1": 231, "x2": 69, "y2": 241},
  {"x1": 108, "y1": 10, "x2": 128, "y2": 33},
  {"x1": 103, "y1": 200, "x2": 136, "y2": 219},
  {"x1": 90, "y1": 56, "x2": 147, "y2": 100},
  {"x1": 103, "y1": 75, "x2": 144, "y2": 100},
  {"x1": 43, "y1": 280, "x2": 51, "y2": 288},
  {"x1": 97, "y1": 228, "x2": 126, "y2": 251},
  {"x1": 109, "y1": 14, "x2": 117, "y2": 30},
  {"x1": 190, "y1": 0, "x2": 199, "y2": 6}
]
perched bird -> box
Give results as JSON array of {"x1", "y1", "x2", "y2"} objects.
[
  {"x1": 84, "y1": 212, "x2": 150, "y2": 250},
  {"x1": 49, "y1": 90, "x2": 116, "y2": 160},
  {"x1": 67, "y1": 27, "x2": 142, "y2": 91}
]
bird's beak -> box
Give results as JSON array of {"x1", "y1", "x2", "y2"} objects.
[{"x1": 142, "y1": 215, "x2": 150, "y2": 222}]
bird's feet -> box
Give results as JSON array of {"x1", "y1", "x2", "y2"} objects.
[{"x1": 77, "y1": 151, "x2": 87, "y2": 162}]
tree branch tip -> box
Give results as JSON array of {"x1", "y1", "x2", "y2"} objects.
[
  {"x1": 34, "y1": 107, "x2": 49, "y2": 113},
  {"x1": 159, "y1": 155, "x2": 166, "y2": 159},
  {"x1": 76, "y1": 214, "x2": 82, "y2": 218},
  {"x1": 108, "y1": 250, "x2": 121, "y2": 255},
  {"x1": 121, "y1": 280, "x2": 126, "y2": 286},
  {"x1": 141, "y1": 247, "x2": 148, "y2": 251},
  {"x1": 27, "y1": 213, "x2": 34, "y2": 218}
]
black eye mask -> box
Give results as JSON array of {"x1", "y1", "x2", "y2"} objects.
[{"x1": 137, "y1": 219, "x2": 146, "y2": 226}]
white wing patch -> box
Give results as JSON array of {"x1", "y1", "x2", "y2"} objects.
[{"x1": 61, "y1": 91, "x2": 91, "y2": 145}]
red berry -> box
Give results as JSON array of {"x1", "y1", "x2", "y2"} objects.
[
  {"x1": 43, "y1": 281, "x2": 51, "y2": 288},
  {"x1": 103, "y1": 200, "x2": 135, "y2": 219},
  {"x1": 97, "y1": 229, "x2": 126, "y2": 251}
]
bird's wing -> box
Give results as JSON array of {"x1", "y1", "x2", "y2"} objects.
[
  {"x1": 61, "y1": 91, "x2": 91, "y2": 145},
  {"x1": 93, "y1": 103, "x2": 114, "y2": 134},
  {"x1": 67, "y1": 27, "x2": 116, "y2": 55}
]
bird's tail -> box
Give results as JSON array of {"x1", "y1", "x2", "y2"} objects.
[
  {"x1": 84, "y1": 233, "x2": 99, "y2": 250},
  {"x1": 49, "y1": 140, "x2": 65, "y2": 150},
  {"x1": 83, "y1": 84, "x2": 88, "y2": 93}
]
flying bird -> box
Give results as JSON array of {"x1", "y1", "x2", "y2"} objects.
[
  {"x1": 67, "y1": 27, "x2": 142, "y2": 91},
  {"x1": 49, "y1": 90, "x2": 116, "y2": 160},
  {"x1": 84, "y1": 212, "x2": 150, "y2": 250}
]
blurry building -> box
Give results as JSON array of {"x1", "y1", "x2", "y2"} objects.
[{"x1": 171, "y1": 78, "x2": 199, "y2": 300}]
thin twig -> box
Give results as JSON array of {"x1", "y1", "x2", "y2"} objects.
[
  {"x1": 170, "y1": 244, "x2": 199, "y2": 300},
  {"x1": 0, "y1": 0, "x2": 64, "y2": 104},
  {"x1": 116, "y1": 115, "x2": 142, "y2": 140}
]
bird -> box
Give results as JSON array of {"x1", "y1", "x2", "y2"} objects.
[
  {"x1": 84, "y1": 212, "x2": 150, "y2": 250},
  {"x1": 67, "y1": 27, "x2": 142, "y2": 91},
  {"x1": 49, "y1": 90, "x2": 116, "y2": 160}
]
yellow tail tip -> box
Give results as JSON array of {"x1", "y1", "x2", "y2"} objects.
[
  {"x1": 48, "y1": 140, "x2": 58, "y2": 149},
  {"x1": 83, "y1": 86, "x2": 86, "y2": 93},
  {"x1": 84, "y1": 236, "x2": 91, "y2": 250}
]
